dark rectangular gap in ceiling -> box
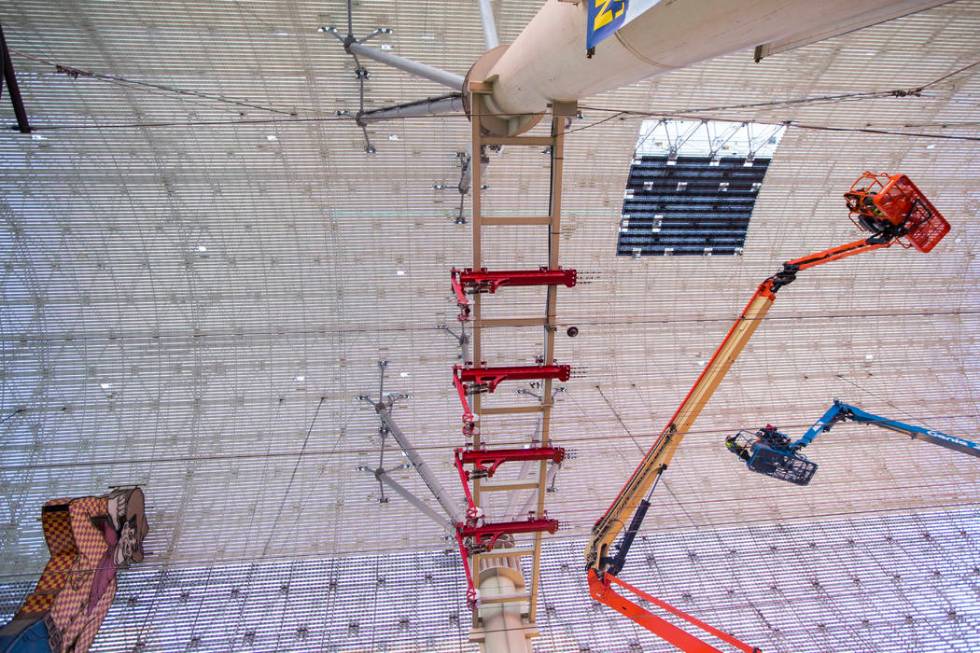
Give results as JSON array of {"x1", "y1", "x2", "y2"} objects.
[{"x1": 616, "y1": 155, "x2": 771, "y2": 257}]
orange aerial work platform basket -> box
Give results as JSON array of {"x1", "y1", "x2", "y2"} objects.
[{"x1": 844, "y1": 171, "x2": 950, "y2": 253}]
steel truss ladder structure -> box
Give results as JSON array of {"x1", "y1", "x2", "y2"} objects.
[{"x1": 451, "y1": 78, "x2": 580, "y2": 648}]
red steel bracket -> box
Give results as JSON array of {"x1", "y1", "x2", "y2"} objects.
[
  {"x1": 455, "y1": 363, "x2": 571, "y2": 395},
  {"x1": 456, "y1": 446, "x2": 565, "y2": 480},
  {"x1": 456, "y1": 516, "x2": 560, "y2": 609},
  {"x1": 451, "y1": 267, "x2": 577, "y2": 321},
  {"x1": 454, "y1": 446, "x2": 566, "y2": 520},
  {"x1": 458, "y1": 515, "x2": 559, "y2": 553},
  {"x1": 455, "y1": 530, "x2": 480, "y2": 609}
]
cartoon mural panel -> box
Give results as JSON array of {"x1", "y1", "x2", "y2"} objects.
[{"x1": 0, "y1": 488, "x2": 149, "y2": 653}]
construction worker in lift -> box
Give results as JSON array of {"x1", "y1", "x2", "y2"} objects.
[
  {"x1": 726, "y1": 424, "x2": 791, "y2": 462},
  {"x1": 724, "y1": 434, "x2": 752, "y2": 461}
]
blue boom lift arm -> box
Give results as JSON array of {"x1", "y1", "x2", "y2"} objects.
[{"x1": 726, "y1": 400, "x2": 979, "y2": 485}]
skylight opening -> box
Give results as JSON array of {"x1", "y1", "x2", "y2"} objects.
[{"x1": 616, "y1": 119, "x2": 785, "y2": 257}]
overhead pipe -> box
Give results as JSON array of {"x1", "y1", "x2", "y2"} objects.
[{"x1": 472, "y1": 0, "x2": 947, "y2": 135}]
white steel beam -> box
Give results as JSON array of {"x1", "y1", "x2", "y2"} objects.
[
  {"x1": 372, "y1": 467, "x2": 453, "y2": 530},
  {"x1": 348, "y1": 42, "x2": 464, "y2": 91},
  {"x1": 478, "y1": 0, "x2": 500, "y2": 50},
  {"x1": 376, "y1": 402, "x2": 463, "y2": 525}
]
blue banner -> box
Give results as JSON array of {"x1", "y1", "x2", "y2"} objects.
[
  {"x1": 586, "y1": 1, "x2": 663, "y2": 51},
  {"x1": 586, "y1": 0, "x2": 628, "y2": 51}
]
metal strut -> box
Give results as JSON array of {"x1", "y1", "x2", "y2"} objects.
[
  {"x1": 319, "y1": 12, "x2": 465, "y2": 149},
  {"x1": 374, "y1": 401, "x2": 462, "y2": 525},
  {"x1": 368, "y1": 466, "x2": 453, "y2": 530},
  {"x1": 360, "y1": 362, "x2": 463, "y2": 526},
  {"x1": 0, "y1": 24, "x2": 32, "y2": 133}
]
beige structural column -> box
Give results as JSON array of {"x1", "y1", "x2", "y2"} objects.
[
  {"x1": 475, "y1": 555, "x2": 537, "y2": 653},
  {"x1": 463, "y1": 76, "x2": 570, "y2": 652}
]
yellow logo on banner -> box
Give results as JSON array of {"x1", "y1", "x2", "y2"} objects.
[{"x1": 593, "y1": 0, "x2": 626, "y2": 31}]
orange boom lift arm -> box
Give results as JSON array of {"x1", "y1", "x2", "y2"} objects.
[{"x1": 585, "y1": 172, "x2": 950, "y2": 652}]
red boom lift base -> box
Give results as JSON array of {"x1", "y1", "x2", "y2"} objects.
[{"x1": 588, "y1": 571, "x2": 760, "y2": 653}]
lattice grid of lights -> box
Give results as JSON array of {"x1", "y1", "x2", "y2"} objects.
[{"x1": 2, "y1": 507, "x2": 975, "y2": 652}]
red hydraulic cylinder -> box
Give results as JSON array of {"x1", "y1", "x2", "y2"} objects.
[
  {"x1": 452, "y1": 372, "x2": 477, "y2": 436},
  {"x1": 454, "y1": 363, "x2": 571, "y2": 394},
  {"x1": 451, "y1": 266, "x2": 577, "y2": 320}
]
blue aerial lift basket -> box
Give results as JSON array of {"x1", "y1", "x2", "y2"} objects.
[
  {"x1": 727, "y1": 429, "x2": 818, "y2": 486},
  {"x1": 747, "y1": 442, "x2": 817, "y2": 486},
  {"x1": 726, "y1": 401, "x2": 978, "y2": 486}
]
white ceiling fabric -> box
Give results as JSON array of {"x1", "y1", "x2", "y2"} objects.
[{"x1": 0, "y1": 0, "x2": 977, "y2": 591}]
